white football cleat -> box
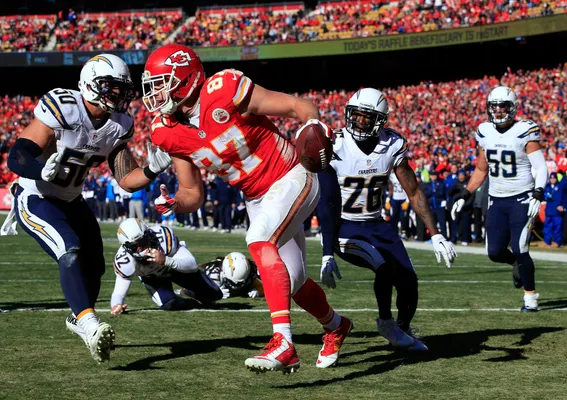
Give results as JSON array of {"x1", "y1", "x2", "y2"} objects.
[
  {"x1": 377, "y1": 318, "x2": 428, "y2": 351},
  {"x1": 521, "y1": 292, "x2": 539, "y2": 312},
  {"x1": 245, "y1": 333, "x2": 300, "y2": 374},
  {"x1": 65, "y1": 314, "x2": 88, "y2": 347},
  {"x1": 86, "y1": 322, "x2": 116, "y2": 363}
]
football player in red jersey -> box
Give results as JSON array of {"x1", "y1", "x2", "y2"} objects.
[{"x1": 142, "y1": 44, "x2": 352, "y2": 373}]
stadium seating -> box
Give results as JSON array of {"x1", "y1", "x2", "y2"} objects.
[
  {"x1": 1, "y1": 63, "x2": 567, "y2": 187},
  {"x1": 0, "y1": 14, "x2": 56, "y2": 52},
  {"x1": 54, "y1": 10, "x2": 183, "y2": 51}
]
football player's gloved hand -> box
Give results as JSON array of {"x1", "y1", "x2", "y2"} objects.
[
  {"x1": 220, "y1": 286, "x2": 230, "y2": 299},
  {"x1": 155, "y1": 184, "x2": 177, "y2": 216},
  {"x1": 41, "y1": 152, "x2": 64, "y2": 182},
  {"x1": 248, "y1": 289, "x2": 260, "y2": 298},
  {"x1": 110, "y1": 304, "x2": 128, "y2": 316},
  {"x1": 528, "y1": 188, "x2": 544, "y2": 219},
  {"x1": 320, "y1": 255, "x2": 342, "y2": 289},
  {"x1": 296, "y1": 119, "x2": 335, "y2": 142},
  {"x1": 147, "y1": 142, "x2": 172, "y2": 174},
  {"x1": 451, "y1": 190, "x2": 473, "y2": 220},
  {"x1": 431, "y1": 234, "x2": 457, "y2": 268}
]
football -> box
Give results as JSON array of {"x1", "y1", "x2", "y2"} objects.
[{"x1": 295, "y1": 124, "x2": 333, "y2": 173}]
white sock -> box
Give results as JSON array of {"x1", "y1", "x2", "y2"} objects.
[
  {"x1": 77, "y1": 311, "x2": 100, "y2": 336},
  {"x1": 323, "y1": 312, "x2": 341, "y2": 331},
  {"x1": 273, "y1": 323, "x2": 292, "y2": 343}
]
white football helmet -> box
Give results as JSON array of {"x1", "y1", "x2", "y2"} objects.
[
  {"x1": 221, "y1": 252, "x2": 251, "y2": 290},
  {"x1": 345, "y1": 88, "x2": 389, "y2": 141},
  {"x1": 78, "y1": 54, "x2": 135, "y2": 113},
  {"x1": 117, "y1": 218, "x2": 157, "y2": 260},
  {"x1": 487, "y1": 86, "x2": 517, "y2": 127}
]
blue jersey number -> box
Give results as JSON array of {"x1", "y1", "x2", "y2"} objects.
[
  {"x1": 51, "y1": 148, "x2": 106, "y2": 188},
  {"x1": 343, "y1": 175, "x2": 388, "y2": 214},
  {"x1": 486, "y1": 149, "x2": 517, "y2": 178}
]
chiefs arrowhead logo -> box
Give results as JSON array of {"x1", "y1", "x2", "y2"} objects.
[{"x1": 164, "y1": 50, "x2": 192, "y2": 67}]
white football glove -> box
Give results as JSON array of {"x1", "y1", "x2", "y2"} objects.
[
  {"x1": 451, "y1": 199, "x2": 465, "y2": 220},
  {"x1": 431, "y1": 234, "x2": 457, "y2": 268},
  {"x1": 41, "y1": 152, "x2": 64, "y2": 182},
  {"x1": 154, "y1": 184, "x2": 177, "y2": 217},
  {"x1": 320, "y1": 255, "x2": 342, "y2": 289},
  {"x1": 295, "y1": 119, "x2": 334, "y2": 141},
  {"x1": 248, "y1": 289, "x2": 260, "y2": 298},
  {"x1": 147, "y1": 142, "x2": 172, "y2": 174},
  {"x1": 527, "y1": 189, "x2": 543, "y2": 219},
  {"x1": 220, "y1": 286, "x2": 230, "y2": 299}
]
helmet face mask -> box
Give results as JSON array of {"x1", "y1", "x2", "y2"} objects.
[
  {"x1": 142, "y1": 69, "x2": 181, "y2": 114},
  {"x1": 345, "y1": 106, "x2": 387, "y2": 141},
  {"x1": 91, "y1": 76, "x2": 135, "y2": 113},
  {"x1": 487, "y1": 100, "x2": 516, "y2": 127},
  {"x1": 123, "y1": 230, "x2": 160, "y2": 261}
]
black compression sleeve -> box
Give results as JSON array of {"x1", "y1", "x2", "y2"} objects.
[{"x1": 7, "y1": 138, "x2": 45, "y2": 180}]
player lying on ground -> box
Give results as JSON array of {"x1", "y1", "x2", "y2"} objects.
[
  {"x1": 142, "y1": 44, "x2": 351, "y2": 372},
  {"x1": 197, "y1": 252, "x2": 264, "y2": 299},
  {"x1": 452, "y1": 86, "x2": 547, "y2": 312},
  {"x1": 318, "y1": 88, "x2": 457, "y2": 351},
  {"x1": 6, "y1": 54, "x2": 171, "y2": 363},
  {"x1": 110, "y1": 218, "x2": 223, "y2": 315}
]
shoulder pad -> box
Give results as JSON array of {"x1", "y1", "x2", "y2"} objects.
[
  {"x1": 516, "y1": 119, "x2": 540, "y2": 139},
  {"x1": 202, "y1": 69, "x2": 253, "y2": 109},
  {"x1": 113, "y1": 247, "x2": 135, "y2": 279},
  {"x1": 34, "y1": 88, "x2": 82, "y2": 130}
]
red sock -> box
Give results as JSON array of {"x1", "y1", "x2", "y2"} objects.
[
  {"x1": 292, "y1": 278, "x2": 335, "y2": 325},
  {"x1": 248, "y1": 241, "x2": 291, "y2": 325}
]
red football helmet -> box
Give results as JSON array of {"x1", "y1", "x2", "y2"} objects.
[{"x1": 142, "y1": 44, "x2": 205, "y2": 114}]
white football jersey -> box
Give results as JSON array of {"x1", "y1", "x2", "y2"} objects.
[
  {"x1": 330, "y1": 128, "x2": 408, "y2": 222},
  {"x1": 476, "y1": 119, "x2": 540, "y2": 198},
  {"x1": 389, "y1": 173, "x2": 408, "y2": 201},
  {"x1": 113, "y1": 226, "x2": 180, "y2": 279},
  {"x1": 18, "y1": 88, "x2": 134, "y2": 202}
]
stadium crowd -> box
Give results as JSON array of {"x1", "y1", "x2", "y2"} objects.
[
  {"x1": 1, "y1": 63, "x2": 566, "y2": 241},
  {"x1": 2, "y1": 0, "x2": 567, "y2": 51},
  {"x1": 178, "y1": 0, "x2": 567, "y2": 47}
]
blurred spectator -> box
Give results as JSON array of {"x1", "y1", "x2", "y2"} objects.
[
  {"x1": 129, "y1": 188, "x2": 146, "y2": 219},
  {"x1": 542, "y1": 172, "x2": 565, "y2": 247},
  {"x1": 210, "y1": 176, "x2": 236, "y2": 233},
  {"x1": 448, "y1": 170, "x2": 473, "y2": 245}
]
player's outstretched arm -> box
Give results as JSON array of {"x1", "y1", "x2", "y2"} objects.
[
  {"x1": 7, "y1": 119, "x2": 56, "y2": 180},
  {"x1": 395, "y1": 159, "x2": 456, "y2": 267},
  {"x1": 240, "y1": 84, "x2": 320, "y2": 123},
  {"x1": 169, "y1": 155, "x2": 204, "y2": 213},
  {"x1": 395, "y1": 159, "x2": 439, "y2": 236},
  {"x1": 109, "y1": 143, "x2": 171, "y2": 193}
]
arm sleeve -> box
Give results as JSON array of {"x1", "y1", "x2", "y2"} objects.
[
  {"x1": 110, "y1": 274, "x2": 132, "y2": 307},
  {"x1": 7, "y1": 138, "x2": 45, "y2": 180},
  {"x1": 165, "y1": 244, "x2": 199, "y2": 273},
  {"x1": 527, "y1": 149, "x2": 548, "y2": 189},
  {"x1": 317, "y1": 166, "x2": 342, "y2": 256}
]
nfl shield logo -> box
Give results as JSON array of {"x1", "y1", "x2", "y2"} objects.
[
  {"x1": 367, "y1": 159, "x2": 371, "y2": 166},
  {"x1": 198, "y1": 130, "x2": 207, "y2": 138}
]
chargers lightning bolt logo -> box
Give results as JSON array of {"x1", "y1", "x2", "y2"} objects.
[
  {"x1": 21, "y1": 208, "x2": 57, "y2": 245},
  {"x1": 87, "y1": 55, "x2": 113, "y2": 67}
]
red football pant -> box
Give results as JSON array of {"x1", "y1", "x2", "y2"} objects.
[{"x1": 248, "y1": 241, "x2": 291, "y2": 325}]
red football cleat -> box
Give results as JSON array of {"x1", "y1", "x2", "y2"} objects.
[
  {"x1": 245, "y1": 333, "x2": 300, "y2": 374},
  {"x1": 317, "y1": 316, "x2": 353, "y2": 368}
]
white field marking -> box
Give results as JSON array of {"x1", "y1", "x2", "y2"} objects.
[
  {"x1": 305, "y1": 264, "x2": 566, "y2": 270},
  {"x1": 4, "y1": 307, "x2": 567, "y2": 313}
]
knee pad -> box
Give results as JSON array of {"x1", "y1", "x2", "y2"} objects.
[{"x1": 58, "y1": 249, "x2": 80, "y2": 269}]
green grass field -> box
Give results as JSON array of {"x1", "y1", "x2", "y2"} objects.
[{"x1": 2, "y1": 219, "x2": 567, "y2": 400}]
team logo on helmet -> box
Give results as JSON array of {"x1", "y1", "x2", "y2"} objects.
[
  {"x1": 164, "y1": 50, "x2": 192, "y2": 67},
  {"x1": 87, "y1": 55, "x2": 113, "y2": 67},
  {"x1": 212, "y1": 108, "x2": 230, "y2": 124}
]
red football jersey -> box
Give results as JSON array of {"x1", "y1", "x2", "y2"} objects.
[{"x1": 151, "y1": 69, "x2": 298, "y2": 199}]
